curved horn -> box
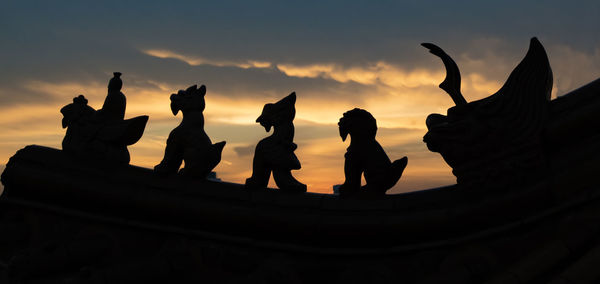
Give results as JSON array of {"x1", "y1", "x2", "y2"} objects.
[{"x1": 422, "y1": 43, "x2": 467, "y2": 106}]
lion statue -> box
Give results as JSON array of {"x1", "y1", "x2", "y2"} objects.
[
  {"x1": 337, "y1": 108, "x2": 408, "y2": 196},
  {"x1": 154, "y1": 84, "x2": 226, "y2": 178},
  {"x1": 245, "y1": 92, "x2": 306, "y2": 192}
]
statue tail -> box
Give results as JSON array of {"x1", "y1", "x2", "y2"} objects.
[
  {"x1": 208, "y1": 141, "x2": 226, "y2": 170},
  {"x1": 387, "y1": 156, "x2": 408, "y2": 189}
]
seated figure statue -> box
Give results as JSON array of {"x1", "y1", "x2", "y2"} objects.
[
  {"x1": 245, "y1": 93, "x2": 307, "y2": 192},
  {"x1": 154, "y1": 84, "x2": 226, "y2": 178},
  {"x1": 337, "y1": 108, "x2": 408, "y2": 197},
  {"x1": 60, "y1": 72, "x2": 148, "y2": 164}
]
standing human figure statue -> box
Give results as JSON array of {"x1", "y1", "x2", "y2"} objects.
[
  {"x1": 245, "y1": 92, "x2": 307, "y2": 192},
  {"x1": 337, "y1": 108, "x2": 408, "y2": 196},
  {"x1": 154, "y1": 84, "x2": 226, "y2": 178},
  {"x1": 97, "y1": 72, "x2": 126, "y2": 122}
]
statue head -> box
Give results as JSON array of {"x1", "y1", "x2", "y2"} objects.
[
  {"x1": 256, "y1": 92, "x2": 296, "y2": 132},
  {"x1": 108, "y1": 72, "x2": 122, "y2": 92},
  {"x1": 60, "y1": 95, "x2": 95, "y2": 128},
  {"x1": 169, "y1": 84, "x2": 207, "y2": 115},
  {"x1": 338, "y1": 108, "x2": 377, "y2": 142}
]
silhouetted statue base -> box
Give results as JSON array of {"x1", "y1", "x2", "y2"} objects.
[
  {"x1": 154, "y1": 84, "x2": 226, "y2": 179},
  {"x1": 337, "y1": 108, "x2": 407, "y2": 197},
  {"x1": 245, "y1": 93, "x2": 307, "y2": 192}
]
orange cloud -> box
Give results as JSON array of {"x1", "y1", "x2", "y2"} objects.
[
  {"x1": 142, "y1": 48, "x2": 449, "y2": 90},
  {"x1": 143, "y1": 49, "x2": 272, "y2": 69},
  {"x1": 547, "y1": 45, "x2": 600, "y2": 96},
  {"x1": 277, "y1": 61, "x2": 445, "y2": 88}
]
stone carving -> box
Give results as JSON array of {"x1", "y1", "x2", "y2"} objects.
[
  {"x1": 337, "y1": 108, "x2": 408, "y2": 196},
  {"x1": 422, "y1": 38, "x2": 552, "y2": 185},
  {"x1": 245, "y1": 93, "x2": 306, "y2": 192},
  {"x1": 60, "y1": 72, "x2": 148, "y2": 164},
  {"x1": 154, "y1": 84, "x2": 226, "y2": 178}
]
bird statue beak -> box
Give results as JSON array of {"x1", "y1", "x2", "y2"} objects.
[{"x1": 256, "y1": 115, "x2": 272, "y2": 132}]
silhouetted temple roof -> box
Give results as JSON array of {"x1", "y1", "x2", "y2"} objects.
[{"x1": 1, "y1": 78, "x2": 600, "y2": 282}]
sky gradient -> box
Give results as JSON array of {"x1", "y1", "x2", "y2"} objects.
[{"x1": 1, "y1": 1, "x2": 599, "y2": 193}]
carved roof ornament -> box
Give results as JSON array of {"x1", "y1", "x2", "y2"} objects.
[
  {"x1": 60, "y1": 72, "x2": 148, "y2": 165},
  {"x1": 423, "y1": 38, "x2": 553, "y2": 186},
  {"x1": 245, "y1": 92, "x2": 307, "y2": 192},
  {"x1": 154, "y1": 84, "x2": 226, "y2": 178},
  {"x1": 337, "y1": 108, "x2": 408, "y2": 197}
]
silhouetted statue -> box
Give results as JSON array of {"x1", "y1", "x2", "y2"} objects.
[
  {"x1": 245, "y1": 93, "x2": 307, "y2": 192},
  {"x1": 337, "y1": 108, "x2": 408, "y2": 196},
  {"x1": 154, "y1": 84, "x2": 226, "y2": 178},
  {"x1": 422, "y1": 38, "x2": 552, "y2": 185},
  {"x1": 60, "y1": 73, "x2": 148, "y2": 164}
]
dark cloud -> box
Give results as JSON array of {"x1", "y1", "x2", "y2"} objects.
[
  {"x1": 0, "y1": 40, "x2": 376, "y2": 109},
  {"x1": 233, "y1": 144, "x2": 255, "y2": 157},
  {"x1": 3, "y1": 1, "x2": 598, "y2": 72},
  {"x1": 1, "y1": 1, "x2": 598, "y2": 109}
]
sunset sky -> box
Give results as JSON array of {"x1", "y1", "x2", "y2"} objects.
[{"x1": 1, "y1": 1, "x2": 599, "y2": 194}]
